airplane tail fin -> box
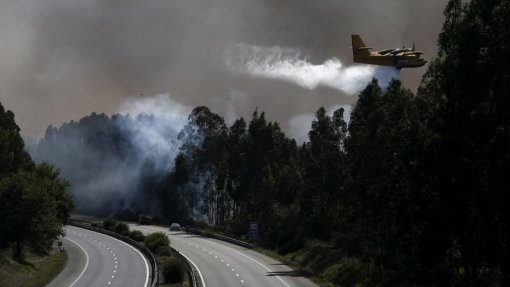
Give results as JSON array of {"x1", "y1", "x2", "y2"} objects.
[{"x1": 351, "y1": 35, "x2": 371, "y2": 57}]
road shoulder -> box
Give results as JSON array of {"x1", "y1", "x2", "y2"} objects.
[{"x1": 45, "y1": 237, "x2": 87, "y2": 287}]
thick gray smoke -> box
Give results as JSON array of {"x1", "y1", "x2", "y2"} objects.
[
  {"x1": 1, "y1": 0, "x2": 448, "y2": 141},
  {"x1": 29, "y1": 95, "x2": 192, "y2": 216}
]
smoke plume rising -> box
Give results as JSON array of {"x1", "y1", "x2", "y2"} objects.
[{"x1": 117, "y1": 94, "x2": 191, "y2": 171}]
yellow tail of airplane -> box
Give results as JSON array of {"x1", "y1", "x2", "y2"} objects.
[{"x1": 352, "y1": 35, "x2": 372, "y2": 57}]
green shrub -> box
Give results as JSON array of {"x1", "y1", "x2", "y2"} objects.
[
  {"x1": 144, "y1": 232, "x2": 170, "y2": 254},
  {"x1": 155, "y1": 245, "x2": 172, "y2": 256},
  {"x1": 114, "y1": 222, "x2": 130, "y2": 235},
  {"x1": 103, "y1": 218, "x2": 118, "y2": 231},
  {"x1": 158, "y1": 256, "x2": 185, "y2": 283},
  {"x1": 129, "y1": 230, "x2": 146, "y2": 242}
]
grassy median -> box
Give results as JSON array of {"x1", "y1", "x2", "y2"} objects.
[{"x1": 0, "y1": 246, "x2": 67, "y2": 287}]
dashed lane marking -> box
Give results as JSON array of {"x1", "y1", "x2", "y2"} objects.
[
  {"x1": 205, "y1": 239, "x2": 291, "y2": 287},
  {"x1": 106, "y1": 236, "x2": 149, "y2": 287}
]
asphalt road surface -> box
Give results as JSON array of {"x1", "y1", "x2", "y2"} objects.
[
  {"x1": 130, "y1": 224, "x2": 318, "y2": 287},
  {"x1": 47, "y1": 225, "x2": 149, "y2": 287}
]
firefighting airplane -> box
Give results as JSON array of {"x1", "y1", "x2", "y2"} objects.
[{"x1": 351, "y1": 34, "x2": 427, "y2": 69}]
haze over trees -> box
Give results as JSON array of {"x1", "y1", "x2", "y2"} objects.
[
  {"x1": 30, "y1": 113, "x2": 182, "y2": 216},
  {"x1": 0, "y1": 102, "x2": 73, "y2": 260},
  {"x1": 28, "y1": 0, "x2": 509, "y2": 285}
]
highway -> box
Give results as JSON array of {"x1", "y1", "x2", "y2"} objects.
[
  {"x1": 47, "y1": 225, "x2": 149, "y2": 287},
  {"x1": 130, "y1": 224, "x2": 318, "y2": 287}
]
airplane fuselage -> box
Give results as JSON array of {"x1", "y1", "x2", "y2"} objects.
[
  {"x1": 351, "y1": 35, "x2": 427, "y2": 69},
  {"x1": 354, "y1": 53, "x2": 427, "y2": 69}
]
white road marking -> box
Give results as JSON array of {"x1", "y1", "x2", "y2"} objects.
[
  {"x1": 205, "y1": 240, "x2": 291, "y2": 287},
  {"x1": 178, "y1": 252, "x2": 207, "y2": 287},
  {"x1": 107, "y1": 236, "x2": 150, "y2": 287},
  {"x1": 66, "y1": 237, "x2": 90, "y2": 287},
  {"x1": 73, "y1": 227, "x2": 149, "y2": 287}
]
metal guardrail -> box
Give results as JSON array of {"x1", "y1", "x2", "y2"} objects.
[
  {"x1": 187, "y1": 228, "x2": 255, "y2": 249},
  {"x1": 69, "y1": 220, "x2": 159, "y2": 287},
  {"x1": 168, "y1": 247, "x2": 198, "y2": 287}
]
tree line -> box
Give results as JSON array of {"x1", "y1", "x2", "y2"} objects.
[{"x1": 0, "y1": 103, "x2": 73, "y2": 260}]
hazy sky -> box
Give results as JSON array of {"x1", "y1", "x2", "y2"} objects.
[{"x1": 0, "y1": 0, "x2": 448, "y2": 138}]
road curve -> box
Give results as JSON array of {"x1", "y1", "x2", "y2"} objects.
[
  {"x1": 130, "y1": 224, "x2": 318, "y2": 287},
  {"x1": 47, "y1": 225, "x2": 149, "y2": 287}
]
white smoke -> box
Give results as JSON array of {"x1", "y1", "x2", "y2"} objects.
[
  {"x1": 226, "y1": 44, "x2": 400, "y2": 95},
  {"x1": 30, "y1": 94, "x2": 197, "y2": 215},
  {"x1": 118, "y1": 94, "x2": 192, "y2": 172},
  {"x1": 71, "y1": 94, "x2": 192, "y2": 213}
]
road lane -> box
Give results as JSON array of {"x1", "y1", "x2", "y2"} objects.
[
  {"x1": 47, "y1": 226, "x2": 149, "y2": 287},
  {"x1": 130, "y1": 224, "x2": 318, "y2": 287}
]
